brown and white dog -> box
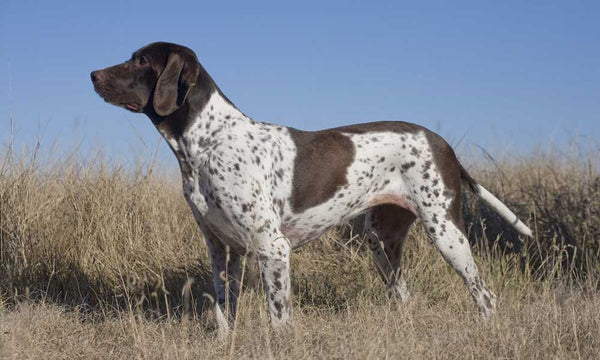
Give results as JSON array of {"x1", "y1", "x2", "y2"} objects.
[{"x1": 91, "y1": 42, "x2": 532, "y2": 334}]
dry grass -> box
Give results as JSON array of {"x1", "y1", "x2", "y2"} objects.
[{"x1": 1, "y1": 146, "x2": 599, "y2": 359}]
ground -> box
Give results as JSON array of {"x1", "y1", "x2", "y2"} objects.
[{"x1": 1, "y1": 149, "x2": 599, "y2": 359}]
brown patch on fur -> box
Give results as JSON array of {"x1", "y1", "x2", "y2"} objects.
[
  {"x1": 424, "y1": 131, "x2": 469, "y2": 233},
  {"x1": 367, "y1": 204, "x2": 416, "y2": 280},
  {"x1": 288, "y1": 129, "x2": 355, "y2": 213},
  {"x1": 370, "y1": 204, "x2": 416, "y2": 241},
  {"x1": 332, "y1": 121, "x2": 423, "y2": 135}
]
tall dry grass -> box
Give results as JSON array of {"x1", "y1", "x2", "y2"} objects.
[{"x1": 0, "y1": 145, "x2": 599, "y2": 359}]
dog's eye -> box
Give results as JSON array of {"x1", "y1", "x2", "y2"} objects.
[{"x1": 138, "y1": 56, "x2": 148, "y2": 66}]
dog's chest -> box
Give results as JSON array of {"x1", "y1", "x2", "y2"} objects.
[
  {"x1": 177, "y1": 107, "x2": 298, "y2": 247},
  {"x1": 183, "y1": 176, "x2": 245, "y2": 247}
]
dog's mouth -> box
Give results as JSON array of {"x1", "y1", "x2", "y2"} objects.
[
  {"x1": 93, "y1": 84, "x2": 144, "y2": 113},
  {"x1": 99, "y1": 96, "x2": 144, "y2": 113},
  {"x1": 97, "y1": 95, "x2": 144, "y2": 113},
  {"x1": 123, "y1": 103, "x2": 143, "y2": 112}
]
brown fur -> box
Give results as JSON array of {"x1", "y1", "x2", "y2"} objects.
[{"x1": 288, "y1": 129, "x2": 356, "y2": 213}]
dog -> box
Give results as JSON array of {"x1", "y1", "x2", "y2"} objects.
[{"x1": 91, "y1": 42, "x2": 532, "y2": 334}]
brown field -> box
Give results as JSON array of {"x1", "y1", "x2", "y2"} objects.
[{"x1": 1, "y1": 146, "x2": 599, "y2": 359}]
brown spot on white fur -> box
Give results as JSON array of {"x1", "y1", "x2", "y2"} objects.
[{"x1": 288, "y1": 129, "x2": 355, "y2": 213}]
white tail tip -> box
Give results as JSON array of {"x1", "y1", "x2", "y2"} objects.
[{"x1": 476, "y1": 184, "x2": 533, "y2": 237}]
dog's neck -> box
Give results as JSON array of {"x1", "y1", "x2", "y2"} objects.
[
  {"x1": 148, "y1": 88, "x2": 257, "y2": 178},
  {"x1": 144, "y1": 62, "x2": 265, "y2": 179},
  {"x1": 145, "y1": 60, "x2": 250, "y2": 145}
]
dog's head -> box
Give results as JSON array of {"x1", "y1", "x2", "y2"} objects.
[{"x1": 91, "y1": 42, "x2": 201, "y2": 116}]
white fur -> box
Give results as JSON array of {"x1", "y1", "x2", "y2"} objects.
[{"x1": 476, "y1": 184, "x2": 533, "y2": 237}]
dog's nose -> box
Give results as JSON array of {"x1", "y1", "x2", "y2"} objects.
[{"x1": 90, "y1": 71, "x2": 102, "y2": 83}]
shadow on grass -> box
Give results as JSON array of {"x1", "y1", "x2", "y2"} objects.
[
  {"x1": 1, "y1": 255, "x2": 368, "y2": 322},
  {"x1": 0, "y1": 258, "x2": 216, "y2": 322}
]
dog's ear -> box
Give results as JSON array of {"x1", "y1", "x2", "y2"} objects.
[{"x1": 153, "y1": 51, "x2": 200, "y2": 116}]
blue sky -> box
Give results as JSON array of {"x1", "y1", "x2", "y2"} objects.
[{"x1": 1, "y1": 1, "x2": 599, "y2": 168}]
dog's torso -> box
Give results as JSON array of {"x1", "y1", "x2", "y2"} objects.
[{"x1": 166, "y1": 92, "x2": 454, "y2": 252}]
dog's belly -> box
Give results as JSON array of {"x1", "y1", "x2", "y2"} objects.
[{"x1": 281, "y1": 186, "x2": 416, "y2": 249}]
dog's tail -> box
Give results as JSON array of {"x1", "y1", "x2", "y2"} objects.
[{"x1": 459, "y1": 164, "x2": 533, "y2": 237}]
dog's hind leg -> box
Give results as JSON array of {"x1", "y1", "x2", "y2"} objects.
[
  {"x1": 365, "y1": 204, "x2": 416, "y2": 303},
  {"x1": 418, "y1": 197, "x2": 497, "y2": 317}
]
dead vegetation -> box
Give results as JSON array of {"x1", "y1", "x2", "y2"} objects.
[{"x1": 0, "y1": 146, "x2": 599, "y2": 359}]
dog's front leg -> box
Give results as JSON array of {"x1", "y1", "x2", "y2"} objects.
[
  {"x1": 204, "y1": 233, "x2": 241, "y2": 338},
  {"x1": 257, "y1": 233, "x2": 292, "y2": 329}
]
